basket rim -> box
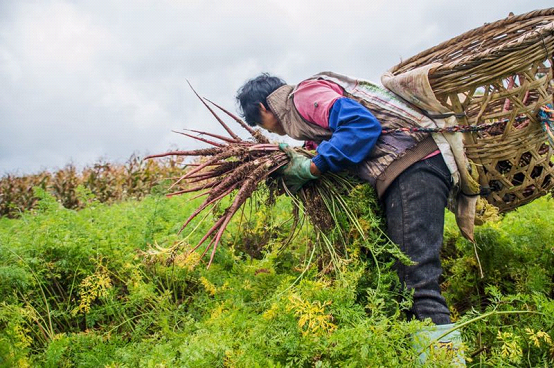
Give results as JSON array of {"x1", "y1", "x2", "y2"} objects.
[
  {"x1": 389, "y1": 7, "x2": 554, "y2": 75},
  {"x1": 436, "y1": 22, "x2": 554, "y2": 74}
]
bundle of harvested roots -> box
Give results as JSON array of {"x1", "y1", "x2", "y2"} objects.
[{"x1": 145, "y1": 86, "x2": 363, "y2": 267}]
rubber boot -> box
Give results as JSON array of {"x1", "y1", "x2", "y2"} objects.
[{"x1": 412, "y1": 323, "x2": 465, "y2": 366}]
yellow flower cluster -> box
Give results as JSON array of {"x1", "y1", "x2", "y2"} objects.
[
  {"x1": 199, "y1": 276, "x2": 217, "y2": 296},
  {"x1": 525, "y1": 328, "x2": 552, "y2": 347},
  {"x1": 74, "y1": 264, "x2": 113, "y2": 314},
  {"x1": 174, "y1": 251, "x2": 201, "y2": 271},
  {"x1": 287, "y1": 294, "x2": 336, "y2": 337},
  {"x1": 526, "y1": 328, "x2": 554, "y2": 357},
  {"x1": 497, "y1": 328, "x2": 554, "y2": 363},
  {"x1": 497, "y1": 331, "x2": 522, "y2": 363}
]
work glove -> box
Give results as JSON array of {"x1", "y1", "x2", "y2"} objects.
[{"x1": 278, "y1": 143, "x2": 319, "y2": 193}]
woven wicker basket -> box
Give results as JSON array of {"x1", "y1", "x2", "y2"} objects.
[{"x1": 389, "y1": 8, "x2": 554, "y2": 213}]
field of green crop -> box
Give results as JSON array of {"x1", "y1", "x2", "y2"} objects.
[{"x1": 1, "y1": 185, "x2": 553, "y2": 367}]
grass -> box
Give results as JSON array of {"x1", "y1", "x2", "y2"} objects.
[{"x1": 0, "y1": 186, "x2": 553, "y2": 367}]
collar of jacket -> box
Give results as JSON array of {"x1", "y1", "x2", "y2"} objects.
[{"x1": 266, "y1": 85, "x2": 295, "y2": 133}]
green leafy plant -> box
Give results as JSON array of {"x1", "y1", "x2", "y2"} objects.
[{"x1": 1, "y1": 167, "x2": 553, "y2": 366}]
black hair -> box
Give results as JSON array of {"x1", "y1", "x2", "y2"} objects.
[{"x1": 236, "y1": 73, "x2": 286, "y2": 126}]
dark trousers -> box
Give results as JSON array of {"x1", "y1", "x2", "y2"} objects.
[{"x1": 382, "y1": 154, "x2": 453, "y2": 325}]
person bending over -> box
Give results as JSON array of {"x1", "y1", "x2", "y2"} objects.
[{"x1": 236, "y1": 72, "x2": 465, "y2": 364}]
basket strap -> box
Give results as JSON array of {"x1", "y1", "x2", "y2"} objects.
[
  {"x1": 381, "y1": 106, "x2": 549, "y2": 135},
  {"x1": 426, "y1": 112, "x2": 467, "y2": 119}
]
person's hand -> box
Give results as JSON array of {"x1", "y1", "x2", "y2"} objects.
[{"x1": 278, "y1": 143, "x2": 319, "y2": 193}]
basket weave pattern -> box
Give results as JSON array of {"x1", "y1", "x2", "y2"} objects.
[{"x1": 390, "y1": 8, "x2": 554, "y2": 212}]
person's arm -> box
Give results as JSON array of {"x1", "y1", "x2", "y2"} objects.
[
  {"x1": 310, "y1": 161, "x2": 322, "y2": 176},
  {"x1": 311, "y1": 97, "x2": 382, "y2": 173}
]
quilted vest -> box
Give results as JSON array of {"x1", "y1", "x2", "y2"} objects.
[{"x1": 266, "y1": 72, "x2": 439, "y2": 197}]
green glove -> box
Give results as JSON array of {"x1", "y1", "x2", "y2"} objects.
[{"x1": 278, "y1": 143, "x2": 318, "y2": 193}]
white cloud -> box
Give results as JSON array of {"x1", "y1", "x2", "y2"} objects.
[
  {"x1": 15, "y1": 2, "x2": 115, "y2": 76},
  {"x1": 0, "y1": 48, "x2": 22, "y2": 82}
]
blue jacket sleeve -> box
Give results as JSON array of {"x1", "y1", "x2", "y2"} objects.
[{"x1": 311, "y1": 98, "x2": 381, "y2": 173}]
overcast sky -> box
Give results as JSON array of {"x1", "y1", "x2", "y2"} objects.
[{"x1": 1, "y1": 1, "x2": 552, "y2": 175}]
